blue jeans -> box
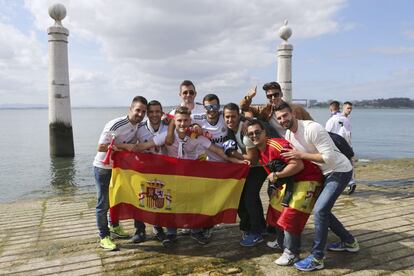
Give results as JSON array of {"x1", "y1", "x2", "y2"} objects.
[
  {"x1": 284, "y1": 231, "x2": 301, "y2": 255},
  {"x1": 94, "y1": 167, "x2": 145, "y2": 238},
  {"x1": 312, "y1": 170, "x2": 354, "y2": 259}
]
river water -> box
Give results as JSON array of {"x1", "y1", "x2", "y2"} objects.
[{"x1": 1, "y1": 107, "x2": 413, "y2": 203}]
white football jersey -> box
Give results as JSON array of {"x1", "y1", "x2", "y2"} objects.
[
  {"x1": 191, "y1": 113, "x2": 228, "y2": 162},
  {"x1": 93, "y1": 116, "x2": 142, "y2": 169},
  {"x1": 137, "y1": 120, "x2": 168, "y2": 155}
]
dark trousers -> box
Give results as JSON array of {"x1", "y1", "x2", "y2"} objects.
[{"x1": 238, "y1": 166, "x2": 268, "y2": 234}]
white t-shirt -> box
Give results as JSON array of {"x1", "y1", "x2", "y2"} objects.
[
  {"x1": 153, "y1": 131, "x2": 211, "y2": 160},
  {"x1": 191, "y1": 113, "x2": 228, "y2": 162},
  {"x1": 137, "y1": 120, "x2": 168, "y2": 155},
  {"x1": 169, "y1": 102, "x2": 205, "y2": 116},
  {"x1": 325, "y1": 112, "x2": 352, "y2": 145},
  {"x1": 285, "y1": 120, "x2": 352, "y2": 175},
  {"x1": 93, "y1": 116, "x2": 141, "y2": 169}
]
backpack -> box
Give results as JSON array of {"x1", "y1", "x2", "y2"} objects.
[{"x1": 328, "y1": 132, "x2": 354, "y2": 160}]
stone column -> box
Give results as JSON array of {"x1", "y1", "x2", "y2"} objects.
[
  {"x1": 48, "y1": 3, "x2": 74, "y2": 157},
  {"x1": 277, "y1": 20, "x2": 293, "y2": 103}
]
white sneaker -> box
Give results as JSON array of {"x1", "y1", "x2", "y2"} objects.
[
  {"x1": 275, "y1": 251, "x2": 299, "y2": 266},
  {"x1": 267, "y1": 238, "x2": 282, "y2": 250}
]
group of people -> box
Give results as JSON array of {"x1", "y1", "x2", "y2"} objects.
[{"x1": 93, "y1": 80, "x2": 358, "y2": 271}]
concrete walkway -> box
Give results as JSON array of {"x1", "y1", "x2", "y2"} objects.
[{"x1": 1, "y1": 182, "x2": 413, "y2": 275}]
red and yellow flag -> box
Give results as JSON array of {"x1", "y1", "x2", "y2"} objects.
[
  {"x1": 267, "y1": 181, "x2": 322, "y2": 235},
  {"x1": 109, "y1": 151, "x2": 249, "y2": 228}
]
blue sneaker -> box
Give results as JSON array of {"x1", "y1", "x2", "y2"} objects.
[
  {"x1": 328, "y1": 239, "x2": 359, "y2": 252},
  {"x1": 294, "y1": 255, "x2": 324, "y2": 271},
  {"x1": 240, "y1": 233, "x2": 263, "y2": 247}
]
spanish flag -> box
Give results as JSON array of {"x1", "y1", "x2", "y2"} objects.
[
  {"x1": 109, "y1": 151, "x2": 249, "y2": 228},
  {"x1": 266, "y1": 181, "x2": 322, "y2": 235}
]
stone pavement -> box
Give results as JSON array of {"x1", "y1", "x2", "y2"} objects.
[{"x1": 0, "y1": 182, "x2": 413, "y2": 275}]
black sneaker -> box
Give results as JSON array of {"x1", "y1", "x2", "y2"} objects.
[
  {"x1": 131, "y1": 232, "x2": 146, "y2": 243},
  {"x1": 191, "y1": 232, "x2": 209, "y2": 245},
  {"x1": 153, "y1": 229, "x2": 166, "y2": 242},
  {"x1": 162, "y1": 234, "x2": 177, "y2": 248}
]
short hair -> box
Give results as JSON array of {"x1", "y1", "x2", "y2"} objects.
[
  {"x1": 247, "y1": 119, "x2": 266, "y2": 132},
  {"x1": 263, "y1": 82, "x2": 281, "y2": 92},
  {"x1": 223, "y1": 103, "x2": 240, "y2": 114},
  {"x1": 147, "y1": 100, "x2": 162, "y2": 111},
  {"x1": 343, "y1": 101, "x2": 353, "y2": 106},
  {"x1": 203, "y1": 94, "x2": 220, "y2": 106},
  {"x1": 174, "y1": 106, "x2": 191, "y2": 116},
  {"x1": 131, "y1": 96, "x2": 148, "y2": 106},
  {"x1": 273, "y1": 101, "x2": 292, "y2": 113},
  {"x1": 330, "y1": 101, "x2": 340, "y2": 111},
  {"x1": 180, "y1": 80, "x2": 195, "y2": 90}
]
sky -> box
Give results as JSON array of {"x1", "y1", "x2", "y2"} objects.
[{"x1": 0, "y1": 0, "x2": 413, "y2": 107}]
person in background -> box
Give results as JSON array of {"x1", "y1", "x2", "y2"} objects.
[
  {"x1": 274, "y1": 102, "x2": 359, "y2": 272},
  {"x1": 343, "y1": 101, "x2": 353, "y2": 118},
  {"x1": 93, "y1": 96, "x2": 148, "y2": 250},
  {"x1": 326, "y1": 101, "x2": 355, "y2": 194}
]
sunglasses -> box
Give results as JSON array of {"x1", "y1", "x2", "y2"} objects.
[
  {"x1": 247, "y1": 130, "x2": 263, "y2": 138},
  {"x1": 182, "y1": 90, "x2": 195, "y2": 96},
  {"x1": 204, "y1": 104, "x2": 220, "y2": 111},
  {"x1": 266, "y1": 92, "x2": 280, "y2": 99}
]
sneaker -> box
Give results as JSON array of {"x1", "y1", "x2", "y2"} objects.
[
  {"x1": 275, "y1": 251, "x2": 299, "y2": 266},
  {"x1": 131, "y1": 232, "x2": 146, "y2": 243},
  {"x1": 347, "y1": 183, "x2": 357, "y2": 195},
  {"x1": 240, "y1": 233, "x2": 263, "y2": 247},
  {"x1": 266, "y1": 238, "x2": 283, "y2": 250},
  {"x1": 179, "y1": 229, "x2": 191, "y2": 235},
  {"x1": 162, "y1": 234, "x2": 177, "y2": 248},
  {"x1": 100, "y1": 236, "x2": 117, "y2": 251},
  {"x1": 191, "y1": 232, "x2": 209, "y2": 245},
  {"x1": 110, "y1": 225, "x2": 130, "y2": 239},
  {"x1": 294, "y1": 255, "x2": 324, "y2": 271},
  {"x1": 328, "y1": 239, "x2": 360, "y2": 252},
  {"x1": 153, "y1": 228, "x2": 166, "y2": 242}
]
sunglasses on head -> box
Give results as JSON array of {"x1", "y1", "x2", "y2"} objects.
[
  {"x1": 204, "y1": 104, "x2": 220, "y2": 111},
  {"x1": 182, "y1": 90, "x2": 195, "y2": 96},
  {"x1": 266, "y1": 92, "x2": 281, "y2": 99},
  {"x1": 247, "y1": 130, "x2": 263, "y2": 138}
]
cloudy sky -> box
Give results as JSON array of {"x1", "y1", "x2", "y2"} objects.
[{"x1": 1, "y1": 0, "x2": 413, "y2": 107}]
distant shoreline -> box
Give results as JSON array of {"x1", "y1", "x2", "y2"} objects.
[{"x1": 1, "y1": 105, "x2": 414, "y2": 110}]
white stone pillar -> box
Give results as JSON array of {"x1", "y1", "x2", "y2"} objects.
[
  {"x1": 48, "y1": 3, "x2": 74, "y2": 157},
  {"x1": 277, "y1": 20, "x2": 293, "y2": 103}
]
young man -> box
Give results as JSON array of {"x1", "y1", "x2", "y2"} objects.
[
  {"x1": 222, "y1": 103, "x2": 268, "y2": 246},
  {"x1": 135, "y1": 106, "x2": 247, "y2": 247},
  {"x1": 247, "y1": 119, "x2": 323, "y2": 266},
  {"x1": 192, "y1": 94, "x2": 228, "y2": 162},
  {"x1": 136, "y1": 100, "x2": 168, "y2": 241},
  {"x1": 274, "y1": 102, "x2": 359, "y2": 271},
  {"x1": 343, "y1": 101, "x2": 353, "y2": 118},
  {"x1": 326, "y1": 101, "x2": 355, "y2": 194},
  {"x1": 170, "y1": 80, "x2": 205, "y2": 116},
  {"x1": 240, "y1": 82, "x2": 313, "y2": 137},
  {"x1": 325, "y1": 101, "x2": 351, "y2": 145},
  {"x1": 93, "y1": 96, "x2": 148, "y2": 250}
]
